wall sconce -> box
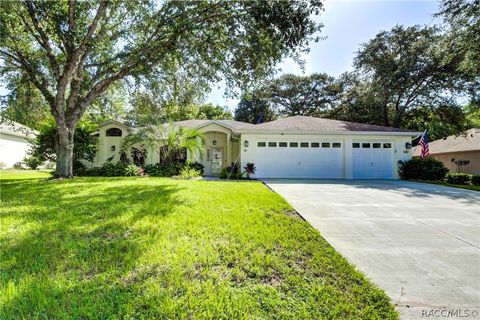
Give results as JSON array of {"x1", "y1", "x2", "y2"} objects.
[
  {"x1": 212, "y1": 132, "x2": 217, "y2": 145},
  {"x1": 405, "y1": 142, "x2": 412, "y2": 150},
  {"x1": 111, "y1": 145, "x2": 116, "y2": 151},
  {"x1": 244, "y1": 140, "x2": 249, "y2": 147}
]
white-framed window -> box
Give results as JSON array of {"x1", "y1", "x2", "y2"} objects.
[
  {"x1": 258, "y1": 142, "x2": 266, "y2": 147},
  {"x1": 279, "y1": 142, "x2": 288, "y2": 147},
  {"x1": 322, "y1": 142, "x2": 330, "y2": 148},
  {"x1": 268, "y1": 142, "x2": 277, "y2": 147},
  {"x1": 300, "y1": 142, "x2": 309, "y2": 148},
  {"x1": 290, "y1": 142, "x2": 298, "y2": 147},
  {"x1": 311, "y1": 142, "x2": 320, "y2": 148},
  {"x1": 332, "y1": 142, "x2": 341, "y2": 148}
]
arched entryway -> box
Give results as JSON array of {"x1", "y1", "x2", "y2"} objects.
[{"x1": 202, "y1": 131, "x2": 228, "y2": 176}]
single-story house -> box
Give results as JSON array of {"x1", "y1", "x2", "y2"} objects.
[
  {"x1": 0, "y1": 121, "x2": 37, "y2": 168},
  {"x1": 93, "y1": 116, "x2": 419, "y2": 179},
  {"x1": 413, "y1": 128, "x2": 480, "y2": 174}
]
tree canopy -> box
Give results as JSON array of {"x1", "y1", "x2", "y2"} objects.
[
  {"x1": 234, "y1": 96, "x2": 277, "y2": 124},
  {"x1": 0, "y1": 0, "x2": 324, "y2": 177}
]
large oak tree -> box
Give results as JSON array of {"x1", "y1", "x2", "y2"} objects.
[{"x1": 0, "y1": 0, "x2": 323, "y2": 177}]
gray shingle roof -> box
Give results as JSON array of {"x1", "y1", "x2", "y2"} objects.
[
  {"x1": 0, "y1": 120, "x2": 37, "y2": 138},
  {"x1": 174, "y1": 119, "x2": 257, "y2": 130},
  {"x1": 253, "y1": 116, "x2": 415, "y2": 132},
  {"x1": 100, "y1": 116, "x2": 417, "y2": 135},
  {"x1": 413, "y1": 128, "x2": 480, "y2": 155}
]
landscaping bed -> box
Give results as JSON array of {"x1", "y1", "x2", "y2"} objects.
[{"x1": 0, "y1": 171, "x2": 397, "y2": 319}]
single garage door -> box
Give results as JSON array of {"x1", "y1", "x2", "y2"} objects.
[
  {"x1": 254, "y1": 140, "x2": 344, "y2": 178},
  {"x1": 353, "y1": 141, "x2": 394, "y2": 179}
]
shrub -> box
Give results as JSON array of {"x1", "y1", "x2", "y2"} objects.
[
  {"x1": 13, "y1": 162, "x2": 23, "y2": 169},
  {"x1": 184, "y1": 161, "x2": 205, "y2": 175},
  {"x1": 472, "y1": 175, "x2": 480, "y2": 186},
  {"x1": 398, "y1": 158, "x2": 449, "y2": 181},
  {"x1": 175, "y1": 167, "x2": 202, "y2": 180},
  {"x1": 243, "y1": 162, "x2": 256, "y2": 179},
  {"x1": 124, "y1": 164, "x2": 141, "y2": 176},
  {"x1": 84, "y1": 161, "x2": 129, "y2": 177},
  {"x1": 445, "y1": 173, "x2": 472, "y2": 185},
  {"x1": 143, "y1": 163, "x2": 180, "y2": 177},
  {"x1": 0, "y1": 161, "x2": 6, "y2": 169},
  {"x1": 23, "y1": 156, "x2": 43, "y2": 170},
  {"x1": 219, "y1": 162, "x2": 242, "y2": 179}
]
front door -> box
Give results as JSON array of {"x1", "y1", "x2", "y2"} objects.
[{"x1": 210, "y1": 148, "x2": 223, "y2": 175}]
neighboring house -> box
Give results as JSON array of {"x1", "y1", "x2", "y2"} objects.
[
  {"x1": 93, "y1": 116, "x2": 419, "y2": 179},
  {"x1": 413, "y1": 128, "x2": 480, "y2": 174},
  {"x1": 0, "y1": 121, "x2": 37, "y2": 168}
]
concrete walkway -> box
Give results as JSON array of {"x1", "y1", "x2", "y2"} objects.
[{"x1": 263, "y1": 179, "x2": 480, "y2": 319}]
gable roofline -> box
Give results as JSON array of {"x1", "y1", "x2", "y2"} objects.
[
  {"x1": 237, "y1": 129, "x2": 422, "y2": 136},
  {"x1": 194, "y1": 120, "x2": 238, "y2": 131}
]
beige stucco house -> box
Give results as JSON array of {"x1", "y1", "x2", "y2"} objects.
[
  {"x1": 413, "y1": 128, "x2": 480, "y2": 174},
  {"x1": 92, "y1": 116, "x2": 419, "y2": 179}
]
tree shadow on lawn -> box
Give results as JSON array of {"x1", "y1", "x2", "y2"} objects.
[{"x1": 0, "y1": 177, "x2": 184, "y2": 319}]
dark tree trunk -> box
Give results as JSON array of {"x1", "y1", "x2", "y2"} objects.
[
  {"x1": 383, "y1": 105, "x2": 389, "y2": 127},
  {"x1": 55, "y1": 125, "x2": 75, "y2": 178}
]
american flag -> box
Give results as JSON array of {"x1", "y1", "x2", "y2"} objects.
[{"x1": 419, "y1": 130, "x2": 429, "y2": 158}]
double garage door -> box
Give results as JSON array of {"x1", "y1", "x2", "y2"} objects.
[{"x1": 253, "y1": 139, "x2": 394, "y2": 179}]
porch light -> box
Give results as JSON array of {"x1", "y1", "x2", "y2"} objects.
[
  {"x1": 111, "y1": 145, "x2": 116, "y2": 151},
  {"x1": 244, "y1": 140, "x2": 249, "y2": 147},
  {"x1": 212, "y1": 132, "x2": 217, "y2": 145},
  {"x1": 405, "y1": 142, "x2": 412, "y2": 150}
]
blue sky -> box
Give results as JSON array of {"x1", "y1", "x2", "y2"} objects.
[{"x1": 208, "y1": 0, "x2": 440, "y2": 110}]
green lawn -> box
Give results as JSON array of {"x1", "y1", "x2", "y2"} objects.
[{"x1": 0, "y1": 171, "x2": 397, "y2": 319}]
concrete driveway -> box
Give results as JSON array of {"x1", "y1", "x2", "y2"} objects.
[{"x1": 263, "y1": 179, "x2": 480, "y2": 319}]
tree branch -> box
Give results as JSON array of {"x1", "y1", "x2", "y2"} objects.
[{"x1": 24, "y1": 0, "x2": 61, "y2": 79}]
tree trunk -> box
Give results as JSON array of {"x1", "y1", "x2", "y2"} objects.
[{"x1": 55, "y1": 126, "x2": 75, "y2": 178}]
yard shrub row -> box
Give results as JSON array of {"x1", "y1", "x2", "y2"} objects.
[
  {"x1": 78, "y1": 161, "x2": 204, "y2": 177},
  {"x1": 219, "y1": 162, "x2": 256, "y2": 180},
  {"x1": 446, "y1": 173, "x2": 480, "y2": 185},
  {"x1": 399, "y1": 158, "x2": 480, "y2": 186}
]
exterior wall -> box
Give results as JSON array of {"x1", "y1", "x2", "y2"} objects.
[
  {"x1": 430, "y1": 151, "x2": 480, "y2": 175},
  {"x1": 231, "y1": 141, "x2": 240, "y2": 163},
  {"x1": 0, "y1": 133, "x2": 32, "y2": 167},
  {"x1": 93, "y1": 122, "x2": 131, "y2": 166},
  {"x1": 93, "y1": 124, "x2": 161, "y2": 167},
  {"x1": 240, "y1": 133, "x2": 413, "y2": 179},
  {"x1": 93, "y1": 122, "x2": 236, "y2": 169}
]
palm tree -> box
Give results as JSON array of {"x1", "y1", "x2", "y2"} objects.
[{"x1": 122, "y1": 122, "x2": 205, "y2": 166}]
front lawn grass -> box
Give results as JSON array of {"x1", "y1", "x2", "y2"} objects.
[{"x1": 0, "y1": 172, "x2": 397, "y2": 319}]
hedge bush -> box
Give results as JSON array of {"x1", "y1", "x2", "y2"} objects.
[
  {"x1": 445, "y1": 173, "x2": 472, "y2": 185},
  {"x1": 398, "y1": 158, "x2": 449, "y2": 181},
  {"x1": 472, "y1": 175, "x2": 480, "y2": 186},
  {"x1": 80, "y1": 161, "x2": 205, "y2": 178}
]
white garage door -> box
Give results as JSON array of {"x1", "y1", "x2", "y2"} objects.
[
  {"x1": 254, "y1": 141, "x2": 343, "y2": 178},
  {"x1": 353, "y1": 141, "x2": 394, "y2": 179}
]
